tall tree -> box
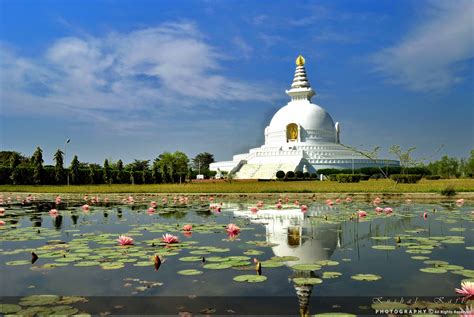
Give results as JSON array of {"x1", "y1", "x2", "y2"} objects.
[
  {"x1": 9, "y1": 152, "x2": 21, "y2": 185},
  {"x1": 192, "y1": 152, "x2": 214, "y2": 173},
  {"x1": 156, "y1": 152, "x2": 175, "y2": 183},
  {"x1": 88, "y1": 164, "x2": 96, "y2": 184},
  {"x1": 174, "y1": 151, "x2": 189, "y2": 184},
  {"x1": 53, "y1": 149, "x2": 65, "y2": 184},
  {"x1": 103, "y1": 159, "x2": 111, "y2": 184},
  {"x1": 70, "y1": 155, "x2": 80, "y2": 184},
  {"x1": 389, "y1": 145, "x2": 417, "y2": 174},
  {"x1": 116, "y1": 159, "x2": 124, "y2": 183},
  {"x1": 31, "y1": 147, "x2": 44, "y2": 184}
]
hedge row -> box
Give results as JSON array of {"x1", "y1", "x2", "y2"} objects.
[
  {"x1": 317, "y1": 166, "x2": 431, "y2": 177},
  {"x1": 390, "y1": 174, "x2": 423, "y2": 184},
  {"x1": 276, "y1": 171, "x2": 318, "y2": 180}
]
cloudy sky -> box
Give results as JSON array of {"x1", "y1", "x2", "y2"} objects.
[{"x1": 0, "y1": 0, "x2": 473, "y2": 165}]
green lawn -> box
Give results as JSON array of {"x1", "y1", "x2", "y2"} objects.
[{"x1": 0, "y1": 179, "x2": 473, "y2": 193}]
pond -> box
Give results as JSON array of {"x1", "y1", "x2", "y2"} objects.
[{"x1": 0, "y1": 195, "x2": 473, "y2": 315}]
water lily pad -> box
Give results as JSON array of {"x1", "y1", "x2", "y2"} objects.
[
  {"x1": 411, "y1": 256, "x2": 430, "y2": 260},
  {"x1": 203, "y1": 262, "x2": 232, "y2": 269},
  {"x1": 206, "y1": 256, "x2": 228, "y2": 262},
  {"x1": 371, "y1": 245, "x2": 396, "y2": 250},
  {"x1": 0, "y1": 304, "x2": 21, "y2": 313},
  {"x1": 6, "y1": 260, "x2": 31, "y2": 266},
  {"x1": 316, "y1": 260, "x2": 339, "y2": 266},
  {"x1": 439, "y1": 264, "x2": 464, "y2": 271},
  {"x1": 51, "y1": 305, "x2": 79, "y2": 315},
  {"x1": 423, "y1": 260, "x2": 449, "y2": 266},
  {"x1": 419, "y1": 267, "x2": 447, "y2": 274},
  {"x1": 100, "y1": 263, "x2": 125, "y2": 270},
  {"x1": 179, "y1": 256, "x2": 203, "y2": 262},
  {"x1": 74, "y1": 261, "x2": 100, "y2": 267},
  {"x1": 350, "y1": 274, "x2": 382, "y2": 281},
  {"x1": 233, "y1": 274, "x2": 267, "y2": 283},
  {"x1": 178, "y1": 269, "x2": 203, "y2": 275},
  {"x1": 292, "y1": 264, "x2": 322, "y2": 271},
  {"x1": 371, "y1": 236, "x2": 391, "y2": 240},
  {"x1": 20, "y1": 295, "x2": 61, "y2": 306},
  {"x1": 322, "y1": 271, "x2": 342, "y2": 279},
  {"x1": 261, "y1": 260, "x2": 285, "y2": 268},
  {"x1": 243, "y1": 249, "x2": 264, "y2": 256},
  {"x1": 270, "y1": 256, "x2": 299, "y2": 262},
  {"x1": 293, "y1": 277, "x2": 323, "y2": 285}
]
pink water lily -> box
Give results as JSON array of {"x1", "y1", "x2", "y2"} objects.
[
  {"x1": 456, "y1": 281, "x2": 474, "y2": 300},
  {"x1": 384, "y1": 207, "x2": 393, "y2": 214},
  {"x1": 250, "y1": 206, "x2": 259, "y2": 213},
  {"x1": 459, "y1": 305, "x2": 473, "y2": 317},
  {"x1": 300, "y1": 205, "x2": 308, "y2": 213},
  {"x1": 82, "y1": 204, "x2": 90, "y2": 211},
  {"x1": 375, "y1": 207, "x2": 384, "y2": 213},
  {"x1": 256, "y1": 201, "x2": 264, "y2": 208},
  {"x1": 162, "y1": 233, "x2": 179, "y2": 244},
  {"x1": 276, "y1": 202, "x2": 282, "y2": 209},
  {"x1": 55, "y1": 196, "x2": 61, "y2": 204},
  {"x1": 294, "y1": 200, "x2": 300, "y2": 206},
  {"x1": 0, "y1": 220, "x2": 5, "y2": 225},
  {"x1": 117, "y1": 235, "x2": 134, "y2": 245},
  {"x1": 423, "y1": 212, "x2": 428, "y2": 219},
  {"x1": 456, "y1": 199, "x2": 465, "y2": 207},
  {"x1": 183, "y1": 224, "x2": 192, "y2": 231},
  {"x1": 358, "y1": 210, "x2": 367, "y2": 218},
  {"x1": 345, "y1": 197, "x2": 353, "y2": 203},
  {"x1": 226, "y1": 223, "x2": 241, "y2": 235},
  {"x1": 373, "y1": 197, "x2": 382, "y2": 205},
  {"x1": 326, "y1": 199, "x2": 334, "y2": 206},
  {"x1": 0, "y1": 207, "x2": 4, "y2": 215},
  {"x1": 150, "y1": 201, "x2": 158, "y2": 208},
  {"x1": 335, "y1": 198, "x2": 341, "y2": 204},
  {"x1": 49, "y1": 209, "x2": 59, "y2": 217},
  {"x1": 147, "y1": 207, "x2": 156, "y2": 214}
]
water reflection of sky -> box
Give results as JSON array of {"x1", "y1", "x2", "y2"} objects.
[{"x1": 0, "y1": 201, "x2": 473, "y2": 300}]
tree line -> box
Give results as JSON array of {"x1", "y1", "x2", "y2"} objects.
[{"x1": 0, "y1": 148, "x2": 216, "y2": 185}]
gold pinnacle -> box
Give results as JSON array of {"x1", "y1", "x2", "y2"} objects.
[{"x1": 296, "y1": 54, "x2": 305, "y2": 66}]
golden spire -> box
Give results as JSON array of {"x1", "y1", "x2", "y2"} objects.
[{"x1": 296, "y1": 54, "x2": 305, "y2": 66}]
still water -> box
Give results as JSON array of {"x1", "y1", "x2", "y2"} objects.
[{"x1": 0, "y1": 195, "x2": 473, "y2": 315}]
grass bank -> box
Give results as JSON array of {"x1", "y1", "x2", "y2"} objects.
[{"x1": 0, "y1": 179, "x2": 473, "y2": 194}]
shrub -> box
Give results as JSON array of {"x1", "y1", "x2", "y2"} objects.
[
  {"x1": 440, "y1": 185, "x2": 456, "y2": 197},
  {"x1": 285, "y1": 171, "x2": 295, "y2": 179},
  {"x1": 295, "y1": 171, "x2": 304, "y2": 179},
  {"x1": 390, "y1": 174, "x2": 422, "y2": 184},
  {"x1": 359, "y1": 174, "x2": 370, "y2": 181},
  {"x1": 425, "y1": 175, "x2": 441, "y2": 180},
  {"x1": 328, "y1": 174, "x2": 338, "y2": 181},
  {"x1": 276, "y1": 170, "x2": 285, "y2": 179},
  {"x1": 317, "y1": 168, "x2": 341, "y2": 175},
  {"x1": 310, "y1": 173, "x2": 318, "y2": 179},
  {"x1": 335, "y1": 174, "x2": 361, "y2": 183},
  {"x1": 303, "y1": 172, "x2": 310, "y2": 179}
]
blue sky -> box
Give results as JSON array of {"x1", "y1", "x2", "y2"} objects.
[{"x1": 0, "y1": 0, "x2": 473, "y2": 165}]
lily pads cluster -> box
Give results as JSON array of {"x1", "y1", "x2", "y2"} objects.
[{"x1": 0, "y1": 295, "x2": 88, "y2": 316}]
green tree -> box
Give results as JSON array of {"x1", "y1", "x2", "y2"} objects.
[
  {"x1": 466, "y1": 150, "x2": 474, "y2": 177},
  {"x1": 103, "y1": 159, "x2": 111, "y2": 184},
  {"x1": 174, "y1": 151, "x2": 189, "y2": 184},
  {"x1": 192, "y1": 152, "x2": 214, "y2": 173},
  {"x1": 9, "y1": 152, "x2": 21, "y2": 184},
  {"x1": 32, "y1": 147, "x2": 44, "y2": 184},
  {"x1": 70, "y1": 155, "x2": 80, "y2": 184},
  {"x1": 151, "y1": 159, "x2": 162, "y2": 184},
  {"x1": 53, "y1": 149, "x2": 65, "y2": 184},
  {"x1": 156, "y1": 152, "x2": 175, "y2": 183},
  {"x1": 88, "y1": 164, "x2": 96, "y2": 184},
  {"x1": 116, "y1": 159, "x2": 124, "y2": 183}
]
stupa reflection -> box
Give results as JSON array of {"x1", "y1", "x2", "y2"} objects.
[{"x1": 231, "y1": 204, "x2": 342, "y2": 316}]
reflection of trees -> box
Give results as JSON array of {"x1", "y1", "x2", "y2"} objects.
[
  {"x1": 53, "y1": 215, "x2": 63, "y2": 230},
  {"x1": 30, "y1": 215, "x2": 42, "y2": 227},
  {"x1": 71, "y1": 213, "x2": 78, "y2": 225},
  {"x1": 159, "y1": 210, "x2": 187, "y2": 219}
]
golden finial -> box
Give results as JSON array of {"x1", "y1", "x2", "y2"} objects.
[{"x1": 296, "y1": 54, "x2": 305, "y2": 66}]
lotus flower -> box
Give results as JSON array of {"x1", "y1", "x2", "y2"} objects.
[
  {"x1": 0, "y1": 207, "x2": 4, "y2": 215},
  {"x1": 0, "y1": 220, "x2": 5, "y2": 225},
  {"x1": 345, "y1": 197, "x2": 353, "y2": 203},
  {"x1": 55, "y1": 196, "x2": 61, "y2": 204},
  {"x1": 384, "y1": 207, "x2": 393, "y2": 214},
  {"x1": 226, "y1": 223, "x2": 241, "y2": 235},
  {"x1": 375, "y1": 207, "x2": 383, "y2": 213},
  {"x1": 358, "y1": 210, "x2": 367, "y2": 218},
  {"x1": 294, "y1": 200, "x2": 300, "y2": 206},
  {"x1": 326, "y1": 199, "x2": 334, "y2": 206},
  {"x1": 423, "y1": 212, "x2": 428, "y2": 219},
  {"x1": 117, "y1": 235, "x2": 134, "y2": 245},
  {"x1": 456, "y1": 199, "x2": 465, "y2": 207},
  {"x1": 183, "y1": 224, "x2": 192, "y2": 231},
  {"x1": 147, "y1": 207, "x2": 156, "y2": 214},
  {"x1": 257, "y1": 201, "x2": 264, "y2": 208},
  {"x1": 276, "y1": 202, "x2": 282, "y2": 209},
  {"x1": 456, "y1": 281, "x2": 474, "y2": 299},
  {"x1": 335, "y1": 198, "x2": 341, "y2": 204},
  {"x1": 300, "y1": 205, "x2": 308, "y2": 213},
  {"x1": 373, "y1": 197, "x2": 382, "y2": 205},
  {"x1": 83, "y1": 194, "x2": 88, "y2": 201},
  {"x1": 459, "y1": 305, "x2": 473, "y2": 317},
  {"x1": 150, "y1": 201, "x2": 158, "y2": 208},
  {"x1": 82, "y1": 204, "x2": 90, "y2": 211},
  {"x1": 49, "y1": 209, "x2": 59, "y2": 217},
  {"x1": 250, "y1": 206, "x2": 258, "y2": 213},
  {"x1": 162, "y1": 233, "x2": 179, "y2": 244}
]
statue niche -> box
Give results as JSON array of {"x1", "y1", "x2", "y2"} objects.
[{"x1": 286, "y1": 123, "x2": 299, "y2": 142}]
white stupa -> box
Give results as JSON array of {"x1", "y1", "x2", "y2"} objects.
[{"x1": 210, "y1": 55, "x2": 399, "y2": 179}]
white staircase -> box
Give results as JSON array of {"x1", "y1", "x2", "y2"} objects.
[{"x1": 236, "y1": 163, "x2": 298, "y2": 179}]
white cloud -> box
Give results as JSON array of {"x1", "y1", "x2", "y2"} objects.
[
  {"x1": 0, "y1": 22, "x2": 271, "y2": 131},
  {"x1": 372, "y1": 0, "x2": 474, "y2": 92}
]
